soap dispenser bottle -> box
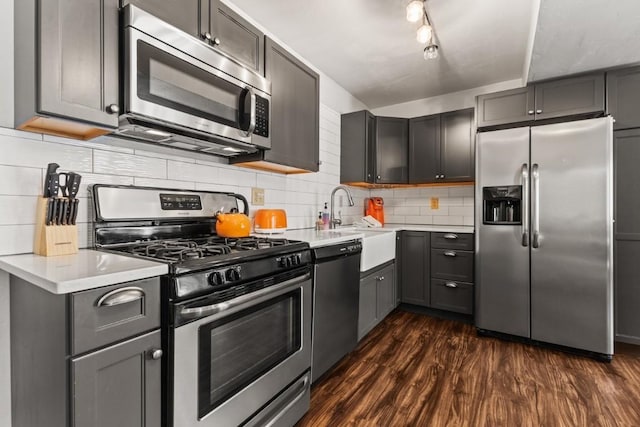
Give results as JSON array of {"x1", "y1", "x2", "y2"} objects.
[{"x1": 322, "y1": 202, "x2": 330, "y2": 229}]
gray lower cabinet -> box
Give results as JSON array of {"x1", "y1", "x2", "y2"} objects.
[
  {"x1": 358, "y1": 262, "x2": 396, "y2": 340},
  {"x1": 399, "y1": 231, "x2": 431, "y2": 306},
  {"x1": 232, "y1": 37, "x2": 320, "y2": 172},
  {"x1": 430, "y1": 232, "x2": 474, "y2": 315},
  {"x1": 398, "y1": 231, "x2": 474, "y2": 315},
  {"x1": 607, "y1": 66, "x2": 640, "y2": 130},
  {"x1": 10, "y1": 276, "x2": 162, "y2": 427},
  {"x1": 72, "y1": 330, "x2": 162, "y2": 427},
  {"x1": 15, "y1": 0, "x2": 120, "y2": 139},
  {"x1": 213, "y1": 2, "x2": 264, "y2": 75},
  {"x1": 614, "y1": 128, "x2": 640, "y2": 344},
  {"x1": 476, "y1": 73, "x2": 605, "y2": 129}
]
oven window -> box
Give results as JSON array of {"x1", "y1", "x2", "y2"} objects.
[
  {"x1": 197, "y1": 290, "x2": 302, "y2": 419},
  {"x1": 137, "y1": 40, "x2": 249, "y2": 129}
]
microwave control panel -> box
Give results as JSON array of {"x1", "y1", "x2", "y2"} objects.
[{"x1": 254, "y1": 96, "x2": 269, "y2": 137}]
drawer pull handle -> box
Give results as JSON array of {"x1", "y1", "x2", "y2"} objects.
[
  {"x1": 444, "y1": 251, "x2": 457, "y2": 257},
  {"x1": 445, "y1": 282, "x2": 458, "y2": 288},
  {"x1": 443, "y1": 233, "x2": 458, "y2": 240},
  {"x1": 96, "y1": 286, "x2": 145, "y2": 307}
]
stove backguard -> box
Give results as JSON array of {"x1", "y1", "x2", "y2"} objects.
[{"x1": 483, "y1": 185, "x2": 522, "y2": 225}]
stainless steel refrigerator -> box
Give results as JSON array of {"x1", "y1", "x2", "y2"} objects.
[{"x1": 475, "y1": 117, "x2": 614, "y2": 357}]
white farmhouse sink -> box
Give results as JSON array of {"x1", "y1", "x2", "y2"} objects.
[{"x1": 359, "y1": 230, "x2": 396, "y2": 272}]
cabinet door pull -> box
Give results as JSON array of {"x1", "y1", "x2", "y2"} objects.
[
  {"x1": 96, "y1": 286, "x2": 145, "y2": 307},
  {"x1": 528, "y1": 110, "x2": 534, "y2": 115},
  {"x1": 149, "y1": 349, "x2": 163, "y2": 360},
  {"x1": 536, "y1": 109, "x2": 543, "y2": 114},
  {"x1": 443, "y1": 233, "x2": 458, "y2": 240},
  {"x1": 443, "y1": 251, "x2": 457, "y2": 257},
  {"x1": 445, "y1": 282, "x2": 458, "y2": 288}
]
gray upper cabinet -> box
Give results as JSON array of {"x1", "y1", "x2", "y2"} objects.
[
  {"x1": 341, "y1": 110, "x2": 376, "y2": 183},
  {"x1": 534, "y1": 73, "x2": 605, "y2": 121},
  {"x1": 476, "y1": 87, "x2": 535, "y2": 129},
  {"x1": 72, "y1": 331, "x2": 162, "y2": 427},
  {"x1": 440, "y1": 109, "x2": 475, "y2": 182},
  {"x1": 409, "y1": 115, "x2": 440, "y2": 183},
  {"x1": 376, "y1": 117, "x2": 409, "y2": 184},
  {"x1": 607, "y1": 66, "x2": 640, "y2": 130},
  {"x1": 409, "y1": 109, "x2": 474, "y2": 183},
  {"x1": 340, "y1": 113, "x2": 408, "y2": 184},
  {"x1": 232, "y1": 37, "x2": 320, "y2": 172},
  {"x1": 213, "y1": 2, "x2": 265, "y2": 75},
  {"x1": 477, "y1": 74, "x2": 605, "y2": 129},
  {"x1": 122, "y1": 0, "x2": 207, "y2": 39},
  {"x1": 15, "y1": 0, "x2": 120, "y2": 139}
]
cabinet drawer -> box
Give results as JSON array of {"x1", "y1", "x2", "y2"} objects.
[
  {"x1": 431, "y1": 232, "x2": 473, "y2": 250},
  {"x1": 71, "y1": 278, "x2": 161, "y2": 355},
  {"x1": 431, "y1": 249, "x2": 474, "y2": 282},
  {"x1": 431, "y1": 279, "x2": 473, "y2": 314}
]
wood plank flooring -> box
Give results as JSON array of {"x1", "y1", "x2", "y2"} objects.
[{"x1": 298, "y1": 310, "x2": 640, "y2": 427}]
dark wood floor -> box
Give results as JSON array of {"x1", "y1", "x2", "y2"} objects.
[{"x1": 298, "y1": 310, "x2": 640, "y2": 427}]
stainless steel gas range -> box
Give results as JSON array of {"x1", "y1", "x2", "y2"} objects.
[{"x1": 91, "y1": 185, "x2": 312, "y2": 427}]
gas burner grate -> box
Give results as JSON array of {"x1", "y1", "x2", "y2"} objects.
[
  {"x1": 200, "y1": 244, "x2": 232, "y2": 256},
  {"x1": 234, "y1": 237, "x2": 289, "y2": 251}
]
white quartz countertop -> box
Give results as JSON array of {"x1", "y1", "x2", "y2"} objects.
[
  {"x1": 0, "y1": 249, "x2": 168, "y2": 294},
  {"x1": 280, "y1": 223, "x2": 473, "y2": 248},
  {"x1": 279, "y1": 229, "x2": 367, "y2": 248},
  {"x1": 378, "y1": 224, "x2": 475, "y2": 233}
]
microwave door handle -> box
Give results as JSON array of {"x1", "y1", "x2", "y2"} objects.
[{"x1": 244, "y1": 86, "x2": 256, "y2": 137}]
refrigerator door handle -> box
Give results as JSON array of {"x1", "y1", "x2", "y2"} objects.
[
  {"x1": 521, "y1": 163, "x2": 529, "y2": 247},
  {"x1": 532, "y1": 163, "x2": 540, "y2": 248}
]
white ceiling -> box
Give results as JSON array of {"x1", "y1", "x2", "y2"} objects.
[
  {"x1": 229, "y1": 0, "x2": 640, "y2": 109},
  {"x1": 528, "y1": 0, "x2": 640, "y2": 82}
]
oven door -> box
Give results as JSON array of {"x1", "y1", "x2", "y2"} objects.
[
  {"x1": 172, "y1": 270, "x2": 312, "y2": 427},
  {"x1": 124, "y1": 24, "x2": 271, "y2": 149}
]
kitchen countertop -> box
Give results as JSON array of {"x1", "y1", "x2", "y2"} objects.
[
  {"x1": 280, "y1": 223, "x2": 474, "y2": 248},
  {"x1": 0, "y1": 249, "x2": 168, "y2": 294}
]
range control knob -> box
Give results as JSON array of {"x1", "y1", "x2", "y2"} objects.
[
  {"x1": 208, "y1": 271, "x2": 224, "y2": 286},
  {"x1": 226, "y1": 268, "x2": 241, "y2": 282}
]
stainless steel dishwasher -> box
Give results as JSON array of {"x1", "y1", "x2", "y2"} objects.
[{"x1": 311, "y1": 240, "x2": 362, "y2": 383}]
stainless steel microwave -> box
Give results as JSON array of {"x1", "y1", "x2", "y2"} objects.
[{"x1": 115, "y1": 5, "x2": 271, "y2": 157}]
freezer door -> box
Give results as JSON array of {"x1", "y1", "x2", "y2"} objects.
[
  {"x1": 530, "y1": 117, "x2": 613, "y2": 355},
  {"x1": 476, "y1": 127, "x2": 531, "y2": 337}
]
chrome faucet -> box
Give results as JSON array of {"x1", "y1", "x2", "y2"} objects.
[{"x1": 330, "y1": 185, "x2": 355, "y2": 229}]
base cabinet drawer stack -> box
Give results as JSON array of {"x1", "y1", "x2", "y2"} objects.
[
  {"x1": 358, "y1": 262, "x2": 396, "y2": 341},
  {"x1": 10, "y1": 276, "x2": 162, "y2": 427},
  {"x1": 399, "y1": 231, "x2": 474, "y2": 315}
]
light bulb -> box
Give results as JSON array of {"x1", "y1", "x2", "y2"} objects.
[
  {"x1": 416, "y1": 24, "x2": 432, "y2": 44},
  {"x1": 406, "y1": 1, "x2": 424, "y2": 23},
  {"x1": 423, "y1": 44, "x2": 439, "y2": 60}
]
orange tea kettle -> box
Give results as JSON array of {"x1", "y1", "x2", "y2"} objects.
[{"x1": 215, "y1": 193, "x2": 251, "y2": 238}]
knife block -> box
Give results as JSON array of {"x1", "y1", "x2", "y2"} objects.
[{"x1": 33, "y1": 197, "x2": 78, "y2": 256}]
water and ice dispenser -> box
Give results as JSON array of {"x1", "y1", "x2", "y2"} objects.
[{"x1": 483, "y1": 186, "x2": 522, "y2": 225}]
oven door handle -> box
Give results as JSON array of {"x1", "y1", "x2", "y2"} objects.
[{"x1": 178, "y1": 272, "x2": 310, "y2": 321}]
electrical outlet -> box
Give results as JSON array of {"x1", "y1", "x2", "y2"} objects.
[
  {"x1": 430, "y1": 197, "x2": 439, "y2": 210},
  {"x1": 252, "y1": 187, "x2": 265, "y2": 206}
]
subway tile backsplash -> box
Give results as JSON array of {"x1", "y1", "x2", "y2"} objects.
[{"x1": 0, "y1": 104, "x2": 474, "y2": 256}]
